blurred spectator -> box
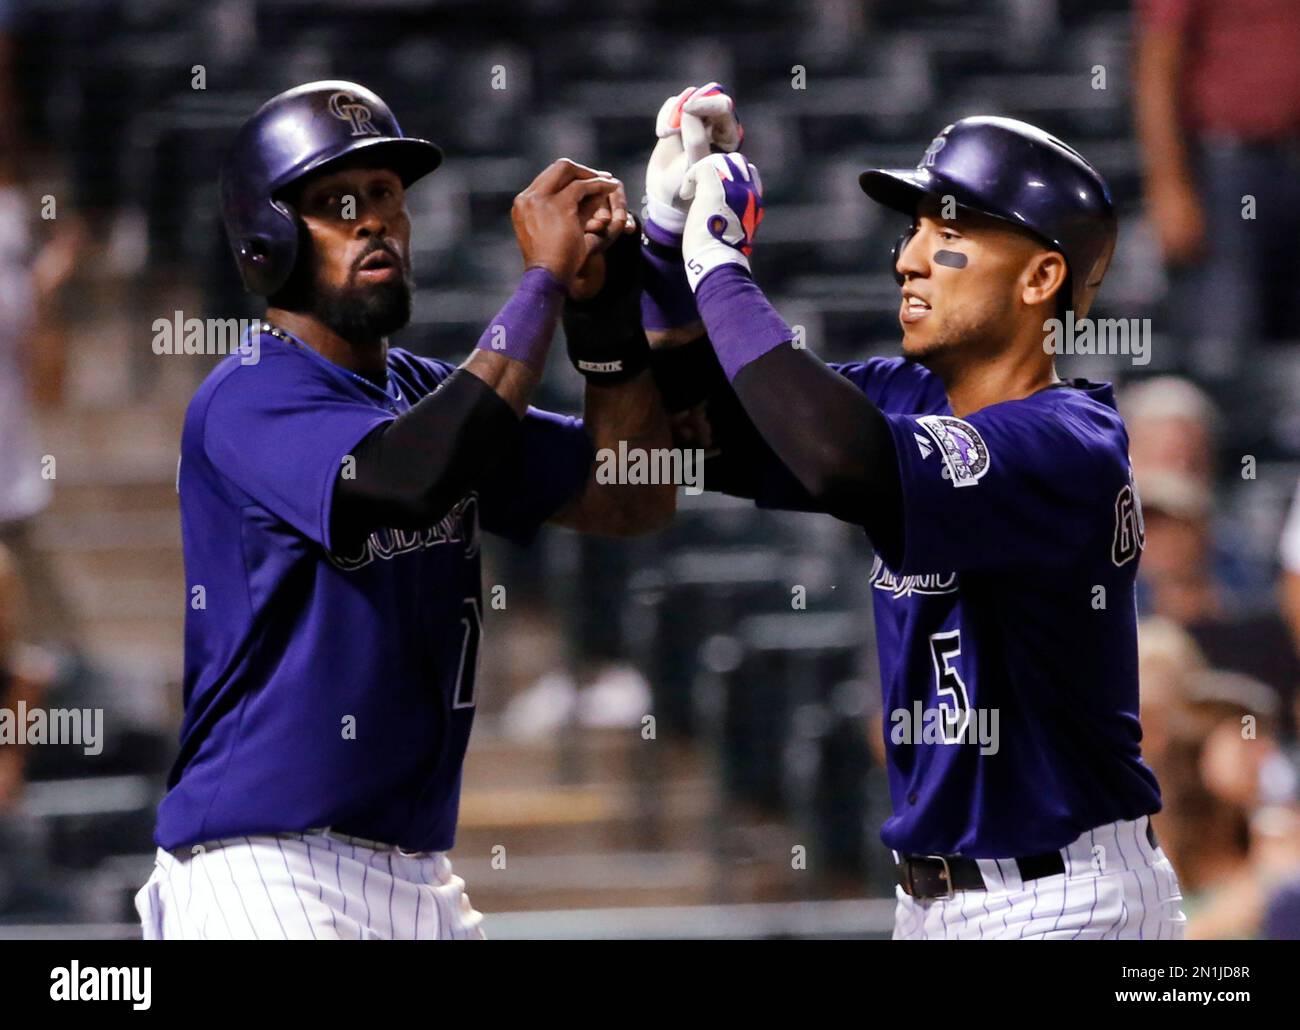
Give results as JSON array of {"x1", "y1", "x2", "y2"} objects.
[
  {"x1": 1137, "y1": 618, "x2": 1221, "y2": 883},
  {"x1": 0, "y1": 543, "x2": 37, "y2": 810},
  {"x1": 0, "y1": 1, "x2": 83, "y2": 651},
  {"x1": 1143, "y1": 665, "x2": 1273, "y2": 936},
  {"x1": 1135, "y1": 0, "x2": 1300, "y2": 383},
  {"x1": 0, "y1": 541, "x2": 76, "y2": 921},
  {"x1": 1134, "y1": 469, "x2": 1215, "y2": 623},
  {"x1": 1125, "y1": 375, "x2": 1219, "y2": 489},
  {"x1": 1280, "y1": 478, "x2": 1300, "y2": 682},
  {"x1": 1137, "y1": 616, "x2": 1205, "y2": 791},
  {"x1": 1140, "y1": 475, "x2": 1300, "y2": 722},
  {"x1": 0, "y1": 541, "x2": 58, "y2": 808},
  {"x1": 0, "y1": 189, "x2": 83, "y2": 650},
  {"x1": 1125, "y1": 375, "x2": 1285, "y2": 613},
  {"x1": 1184, "y1": 678, "x2": 1300, "y2": 938},
  {"x1": 1138, "y1": 617, "x2": 1300, "y2": 937},
  {"x1": 1263, "y1": 870, "x2": 1300, "y2": 940},
  {"x1": 1125, "y1": 378, "x2": 1300, "y2": 718},
  {"x1": 1139, "y1": 617, "x2": 1300, "y2": 939},
  {"x1": 1254, "y1": 771, "x2": 1300, "y2": 940}
]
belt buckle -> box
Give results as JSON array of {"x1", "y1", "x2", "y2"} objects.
[
  {"x1": 924, "y1": 854, "x2": 955, "y2": 900},
  {"x1": 899, "y1": 859, "x2": 916, "y2": 897}
]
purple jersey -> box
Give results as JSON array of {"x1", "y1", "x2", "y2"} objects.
[
  {"x1": 155, "y1": 331, "x2": 592, "y2": 852},
  {"x1": 759, "y1": 356, "x2": 1160, "y2": 857}
]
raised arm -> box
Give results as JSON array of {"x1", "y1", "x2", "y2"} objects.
[
  {"x1": 332, "y1": 159, "x2": 620, "y2": 542},
  {"x1": 550, "y1": 217, "x2": 675, "y2": 535},
  {"x1": 677, "y1": 152, "x2": 904, "y2": 556},
  {"x1": 631, "y1": 83, "x2": 808, "y2": 505}
]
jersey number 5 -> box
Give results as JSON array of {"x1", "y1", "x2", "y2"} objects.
[
  {"x1": 928, "y1": 630, "x2": 970, "y2": 743},
  {"x1": 452, "y1": 597, "x2": 482, "y2": 710}
]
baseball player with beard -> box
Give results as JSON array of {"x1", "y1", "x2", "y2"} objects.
[
  {"x1": 135, "y1": 81, "x2": 675, "y2": 939},
  {"x1": 635, "y1": 86, "x2": 1186, "y2": 939}
]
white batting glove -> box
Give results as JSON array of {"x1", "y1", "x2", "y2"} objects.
[
  {"x1": 680, "y1": 152, "x2": 764, "y2": 290},
  {"x1": 644, "y1": 82, "x2": 743, "y2": 234}
]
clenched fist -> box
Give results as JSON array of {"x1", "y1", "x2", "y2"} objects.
[{"x1": 512, "y1": 159, "x2": 623, "y2": 286}]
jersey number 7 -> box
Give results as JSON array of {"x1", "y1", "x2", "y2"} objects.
[{"x1": 928, "y1": 630, "x2": 971, "y2": 743}]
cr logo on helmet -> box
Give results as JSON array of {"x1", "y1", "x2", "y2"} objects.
[{"x1": 328, "y1": 91, "x2": 380, "y2": 137}]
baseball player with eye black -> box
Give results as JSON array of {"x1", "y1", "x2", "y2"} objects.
[
  {"x1": 134, "y1": 81, "x2": 675, "y2": 940},
  {"x1": 632, "y1": 86, "x2": 1186, "y2": 938}
]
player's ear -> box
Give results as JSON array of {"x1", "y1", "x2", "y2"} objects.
[{"x1": 1021, "y1": 250, "x2": 1068, "y2": 312}]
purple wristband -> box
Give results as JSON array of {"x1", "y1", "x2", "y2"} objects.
[
  {"x1": 640, "y1": 217, "x2": 700, "y2": 331},
  {"x1": 695, "y1": 264, "x2": 794, "y2": 381},
  {"x1": 475, "y1": 267, "x2": 565, "y2": 371}
]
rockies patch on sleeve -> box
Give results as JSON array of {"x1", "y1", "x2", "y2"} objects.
[{"x1": 915, "y1": 415, "x2": 991, "y2": 487}]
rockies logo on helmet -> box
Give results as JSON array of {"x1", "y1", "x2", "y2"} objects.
[
  {"x1": 920, "y1": 132, "x2": 948, "y2": 168},
  {"x1": 328, "y1": 91, "x2": 380, "y2": 137}
]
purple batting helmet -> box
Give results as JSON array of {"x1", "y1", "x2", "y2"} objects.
[
  {"x1": 220, "y1": 80, "x2": 442, "y2": 296},
  {"x1": 860, "y1": 116, "x2": 1117, "y2": 318}
]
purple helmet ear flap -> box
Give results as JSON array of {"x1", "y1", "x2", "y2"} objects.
[
  {"x1": 891, "y1": 226, "x2": 917, "y2": 286},
  {"x1": 233, "y1": 227, "x2": 299, "y2": 295}
]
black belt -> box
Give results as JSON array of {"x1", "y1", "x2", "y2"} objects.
[{"x1": 897, "y1": 820, "x2": 1159, "y2": 900}]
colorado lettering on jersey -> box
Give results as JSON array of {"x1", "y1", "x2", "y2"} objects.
[
  {"x1": 869, "y1": 554, "x2": 958, "y2": 598},
  {"x1": 329, "y1": 494, "x2": 480, "y2": 571}
]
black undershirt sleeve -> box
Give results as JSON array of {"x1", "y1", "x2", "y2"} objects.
[
  {"x1": 718, "y1": 345, "x2": 905, "y2": 562},
  {"x1": 698, "y1": 368, "x2": 821, "y2": 508},
  {"x1": 331, "y1": 368, "x2": 521, "y2": 546}
]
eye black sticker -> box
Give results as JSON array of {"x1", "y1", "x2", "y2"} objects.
[{"x1": 934, "y1": 249, "x2": 967, "y2": 269}]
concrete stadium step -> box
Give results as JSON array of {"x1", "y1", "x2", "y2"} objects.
[
  {"x1": 32, "y1": 488, "x2": 185, "y2": 673},
  {"x1": 36, "y1": 406, "x2": 185, "y2": 488},
  {"x1": 454, "y1": 845, "x2": 842, "y2": 913},
  {"x1": 454, "y1": 850, "x2": 717, "y2": 912},
  {"x1": 40, "y1": 511, "x2": 180, "y2": 558},
  {"x1": 462, "y1": 730, "x2": 703, "y2": 789},
  {"x1": 47, "y1": 480, "x2": 180, "y2": 516},
  {"x1": 453, "y1": 778, "x2": 714, "y2": 856},
  {"x1": 39, "y1": 530, "x2": 184, "y2": 631},
  {"x1": 78, "y1": 617, "x2": 184, "y2": 677}
]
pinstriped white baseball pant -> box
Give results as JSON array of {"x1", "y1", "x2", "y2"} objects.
[
  {"x1": 135, "y1": 830, "x2": 486, "y2": 940},
  {"x1": 891, "y1": 815, "x2": 1186, "y2": 940}
]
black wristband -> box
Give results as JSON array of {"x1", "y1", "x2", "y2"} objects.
[
  {"x1": 640, "y1": 230, "x2": 682, "y2": 263},
  {"x1": 563, "y1": 227, "x2": 651, "y2": 384},
  {"x1": 649, "y1": 332, "x2": 727, "y2": 413}
]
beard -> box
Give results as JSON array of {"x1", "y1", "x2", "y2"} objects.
[
  {"x1": 311, "y1": 268, "x2": 412, "y2": 344},
  {"x1": 273, "y1": 236, "x2": 413, "y2": 344}
]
